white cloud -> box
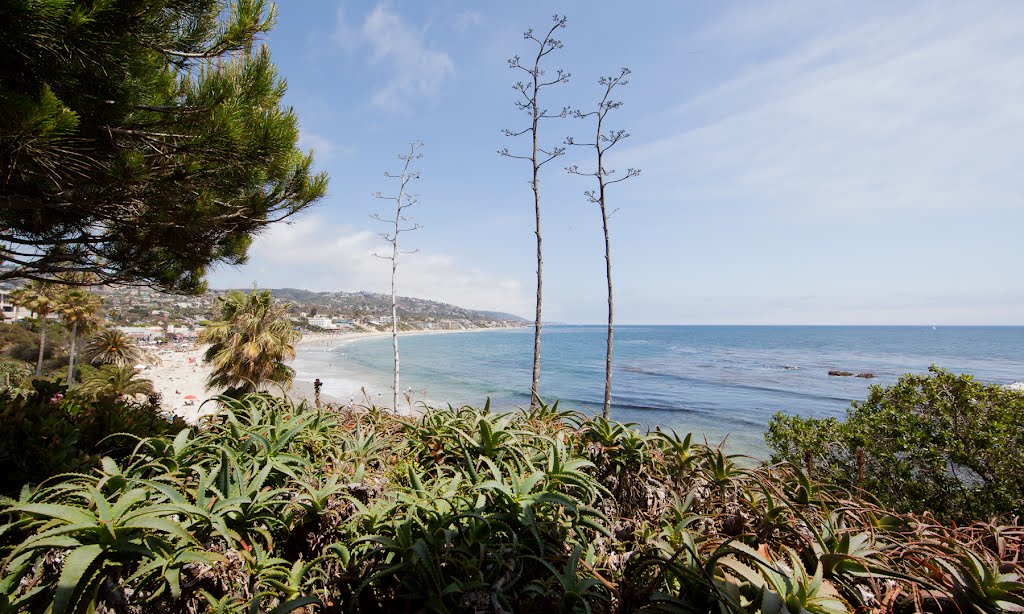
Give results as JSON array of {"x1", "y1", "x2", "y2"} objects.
[
  {"x1": 330, "y1": 6, "x2": 360, "y2": 51},
  {"x1": 333, "y1": 4, "x2": 455, "y2": 108},
  {"x1": 297, "y1": 131, "x2": 352, "y2": 162},
  {"x1": 210, "y1": 216, "x2": 532, "y2": 317},
  {"x1": 624, "y1": 2, "x2": 1024, "y2": 217},
  {"x1": 453, "y1": 10, "x2": 482, "y2": 33}
]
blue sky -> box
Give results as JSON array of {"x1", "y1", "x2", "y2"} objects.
[{"x1": 207, "y1": 1, "x2": 1024, "y2": 325}]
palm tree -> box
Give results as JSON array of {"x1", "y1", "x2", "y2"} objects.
[
  {"x1": 9, "y1": 281, "x2": 62, "y2": 375},
  {"x1": 200, "y1": 288, "x2": 301, "y2": 395},
  {"x1": 84, "y1": 329, "x2": 145, "y2": 368},
  {"x1": 78, "y1": 364, "x2": 154, "y2": 400},
  {"x1": 60, "y1": 290, "x2": 103, "y2": 384}
]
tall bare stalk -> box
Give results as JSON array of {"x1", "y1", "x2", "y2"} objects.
[
  {"x1": 372, "y1": 142, "x2": 423, "y2": 411},
  {"x1": 567, "y1": 68, "x2": 640, "y2": 419},
  {"x1": 500, "y1": 15, "x2": 569, "y2": 408}
]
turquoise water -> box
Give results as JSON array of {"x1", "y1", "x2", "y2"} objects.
[{"x1": 293, "y1": 326, "x2": 1024, "y2": 456}]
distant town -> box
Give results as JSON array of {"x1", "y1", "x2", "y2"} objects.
[{"x1": 1, "y1": 276, "x2": 528, "y2": 342}]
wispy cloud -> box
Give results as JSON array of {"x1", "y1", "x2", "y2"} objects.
[
  {"x1": 332, "y1": 4, "x2": 455, "y2": 108},
  {"x1": 452, "y1": 10, "x2": 482, "y2": 33},
  {"x1": 210, "y1": 216, "x2": 532, "y2": 317},
  {"x1": 298, "y1": 131, "x2": 353, "y2": 162},
  {"x1": 624, "y1": 2, "x2": 1024, "y2": 217}
]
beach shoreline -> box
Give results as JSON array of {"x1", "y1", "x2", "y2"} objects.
[
  {"x1": 297, "y1": 325, "x2": 521, "y2": 348},
  {"x1": 291, "y1": 325, "x2": 521, "y2": 413},
  {"x1": 142, "y1": 325, "x2": 520, "y2": 423}
]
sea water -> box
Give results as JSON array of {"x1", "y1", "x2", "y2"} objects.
[{"x1": 292, "y1": 326, "x2": 1024, "y2": 456}]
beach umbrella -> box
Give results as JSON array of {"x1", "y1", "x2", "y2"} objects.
[{"x1": 183, "y1": 395, "x2": 197, "y2": 400}]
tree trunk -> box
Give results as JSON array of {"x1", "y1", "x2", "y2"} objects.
[
  {"x1": 36, "y1": 314, "x2": 46, "y2": 376},
  {"x1": 601, "y1": 195, "x2": 613, "y2": 419},
  {"x1": 391, "y1": 236, "x2": 400, "y2": 412},
  {"x1": 377, "y1": 143, "x2": 420, "y2": 413},
  {"x1": 67, "y1": 320, "x2": 78, "y2": 385},
  {"x1": 531, "y1": 166, "x2": 543, "y2": 409},
  {"x1": 530, "y1": 76, "x2": 543, "y2": 410},
  {"x1": 595, "y1": 118, "x2": 613, "y2": 419}
]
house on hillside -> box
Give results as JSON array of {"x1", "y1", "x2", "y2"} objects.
[
  {"x1": 117, "y1": 326, "x2": 164, "y2": 341},
  {"x1": 307, "y1": 316, "x2": 336, "y2": 329},
  {"x1": 0, "y1": 288, "x2": 53, "y2": 321}
]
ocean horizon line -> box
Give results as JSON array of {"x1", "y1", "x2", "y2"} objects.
[{"x1": 548, "y1": 323, "x2": 1024, "y2": 328}]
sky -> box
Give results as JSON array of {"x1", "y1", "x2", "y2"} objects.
[{"x1": 207, "y1": 1, "x2": 1024, "y2": 325}]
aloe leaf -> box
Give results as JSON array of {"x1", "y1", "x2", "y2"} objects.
[
  {"x1": 265, "y1": 595, "x2": 320, "y2": 614},
  {"x1": 109, "y1": 488, "x2": 150, "y2": 519},
  {"x1": 120, "y1": 516, "x2": 197, "y2": 545},
  {"x1": 15, "y1": 535, "x2": 82, "y2": 551},
  {"x1": 10, "y1": 503, "x2": 96, "y2": 526},
  {"x1": 53, "y1": 543, "x2": 105, "y2": 614},
  {"x1": 16, "y1": 523, "x2": 95, "y2": 552},
  {"x1": 172, "y1": 428, "x2": 191, "y2": 457}
]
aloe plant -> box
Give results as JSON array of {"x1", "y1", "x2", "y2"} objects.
[
  {"x1": 1, "y1": 478, "x2": 214, "y2": 612},
  {"x1": 2, "y1": 393, "x2": 1021, "y2": 612}
]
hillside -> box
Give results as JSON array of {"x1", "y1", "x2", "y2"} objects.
[
  {"x1": 238, "y1": 288, "x2": 528, "y2": 324},
  {"x1": 85, "y1": 285, "x2": 526, "y2": 333}
]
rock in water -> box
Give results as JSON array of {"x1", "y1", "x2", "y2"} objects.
[{"x1": 828, "y1": 370, "x2": 854, "y2": 377}]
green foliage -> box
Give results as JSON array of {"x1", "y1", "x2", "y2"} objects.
[
  {"x1": 1, "y1": 393, "x2": 1020, "y2": 612},
  {"x1": 59, "y1": 288, "x2": 103, "y2": 385},
  {"x1": 0, "y1": 321, "x2": 41, "y2": 360},
  {"x1": 77, "y1": 364, "x2": 155, "y2": 400},
  {"x1": 0, "y1": 0, "x2": 328, "y2": 293},
  {"x1": 0, "y1": 379, "x2": 185, "y2": 493},
  {"x1": 766, "y1": 366, "x2": 1024, "y2": 522},
  {"x1": 0, "y1": 359, "x2": 33, "y2": 388},
  {"x1": 8, "y1": 282, "x2": 64, "y2": 375},
  {"x1": 4, "y1": 320, "x2": 67, "y2": 366},
  {"x1": 83, "y1": 328, "x2": 144, "y2": 368},
  {"x1": 201, "y1": 289, "x2": 301, "y2": 395}
]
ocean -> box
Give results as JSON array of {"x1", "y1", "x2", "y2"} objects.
[{"x1": 292, "y1": 326, "x2": 1024, "y2": 456}]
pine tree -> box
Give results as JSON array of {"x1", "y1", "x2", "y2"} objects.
[{"x1": 0, "y1": 0, "x2": 327, "y2": 293}]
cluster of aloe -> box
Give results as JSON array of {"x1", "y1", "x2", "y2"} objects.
[{"x1": 2, "y1": 395, "x2": 1022, "y2": 612}]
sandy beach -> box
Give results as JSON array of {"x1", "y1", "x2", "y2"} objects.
[
  {"x1": 291, "y1": 327, "x2": 518, "y2": 413},
  {"x1": 142, "y1": 326, "x2": 518, "y2": 423},
  {"x1": 140, "y1": 344, "x2": 216, "y2": 423}
]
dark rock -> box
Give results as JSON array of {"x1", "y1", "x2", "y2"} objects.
[
  {"x1": 855, "y1": 372, "x2": 875, "y2": 379},
  {"x1": 344, "y1": 482, "x2": 373, "y2": 503},
  {"x1": 828, "y1": 370, "x2": 854, "y2": 377}
]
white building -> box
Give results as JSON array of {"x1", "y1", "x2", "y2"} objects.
[
  {"x1": 0, "y1": 289, "x2": 41, "y2": 321},
  {"x1": 117, "y1": 326, "x2": 164, "y2": 341},
  {"x1": 307, "y1": 316, "x2": 336, "y2": 329}
]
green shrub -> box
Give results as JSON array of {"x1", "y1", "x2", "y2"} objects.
[
  {"x1": 0, "y1": 321, "x2": 35, "y2": 349},
  {"x1": 0, "y1": 359, "x2": 33, "y2": 388},
  {"x1": 2, "y1": 394, "x2": 1020, "y2": 612},
  {"x1": 766, "y1": 366, "x2": 1024, "y2": 522},
  {"x1": 0, "y1": 320, "x2": 66, "y2": 363},
  {"x1": 0, "y1": 378, "x2": 186, "y2": 492}
]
